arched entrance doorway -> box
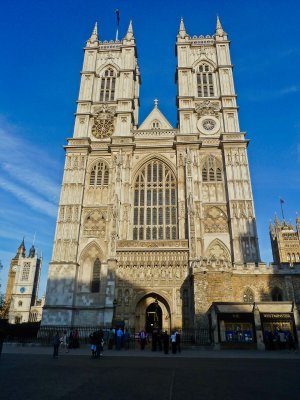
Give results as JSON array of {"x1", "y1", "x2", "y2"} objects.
[
  {"x1": 146, "y1": 301, "x2": 162, "y2": 333},
  {"x1": 135, "y1": 293, "x2": 171, "y2": 333}
]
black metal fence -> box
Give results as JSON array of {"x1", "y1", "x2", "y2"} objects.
[{"x1": 2, "y1": 323, "x2": 212, "y2": 348}]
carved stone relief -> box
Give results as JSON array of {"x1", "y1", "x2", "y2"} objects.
[
  {"x1": 83, "y1": 209, "x2": 107, "y2": 238},
  {"x1": 206, "y1": 239, "x2": 231, "y2": 261},
  {"x1": 204, "y1": 205, "x2": 228, "y2": 233}
]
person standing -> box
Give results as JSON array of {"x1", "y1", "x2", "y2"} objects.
[
  {"x1": 108, "y1": 328, "x2": 115, "y2": 350},
  {"x1": 171, "y1": 332, "x2": 177, "y2": 354},
  {"x1": 123, "y1": 328, "x2": 130, "y2": 350},
  {"x1": 162, "y1": 331, "x2": 169, "y2": 354},
  {"x1": 53, "y1": 331, "x2": 60, "y2": 359},
  {"x1": 116, "y1": 327, "x2": 123, "y2": 350},
  {"x1": 60, "y1": 330, "x2": 69, "y2": 353},
  {"x1": 175, "y1": 330, "x2": 181, "y2": 353},
  {"x1": 139, "y1": 330, "x2": 147, "y2": 350},
  {"x1": 95, "y1": 329, "x2": 104, "y2": 358}
]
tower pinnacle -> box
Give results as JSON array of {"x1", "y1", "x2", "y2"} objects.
[
  {"x1": 215, "y1": 15, "x2": 227, "y2": 39},
  {"x1": 124, "y1": 20, "x2": 134, "y2": 40},
  {"x1": 178, "y1": 17, "x2": 188, "y2": 38},
  {"x1": 87, "y1": 22, "x2": 99, "y2": 45}
]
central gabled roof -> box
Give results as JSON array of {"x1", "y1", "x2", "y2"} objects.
[{"x1": 139, "y1": 99, "x2": 173, "y2": 130}]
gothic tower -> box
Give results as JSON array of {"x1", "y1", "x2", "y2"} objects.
[
  {"x1": 42, "y1": 17, "x2": 262, "y2": 331},
  {"x1": 42, "y1": 22, "x2": 140, "y2": 327},
  {"x1": 6, "y1": 241, "x2": 42, "y2": 324},
  {"x1": 176, "y1": 17, "x2": 260, "y2": 265}
]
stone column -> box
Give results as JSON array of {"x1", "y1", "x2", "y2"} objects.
[
  {"x1": 293, "y1": 303, "x2": 300, "y2": 345},
  {"x1": 253, "y1": 305, "x2": 265, "y2": 351}
]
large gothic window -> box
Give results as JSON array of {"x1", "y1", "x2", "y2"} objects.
[
  {"x1": 133, "y1": 159, "x2": 177, "y2": 240},
  {"x1": 202, "y1": 155, "x2": 222, "y2": 182},
  {"x1": 99, "y1": 68, "x2": 116, "y2": 102},
  {"x1": 91, "y1": 258, "x2": 101, "y2": 293},
  {"x1": 197, "y1": 63, "x2": 215, "y2": 97},
  {"x1": 90, "y1": 161, "x2": 109, "y2": 187}
]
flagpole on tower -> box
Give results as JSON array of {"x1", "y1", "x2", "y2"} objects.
[
  {"x1": 115, "y1": 9, "x2": 120, "y2": 41},
  {"x1": 280, "y1": 198, "x2": 285, "y2": 220}
]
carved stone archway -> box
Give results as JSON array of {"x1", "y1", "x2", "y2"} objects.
[{"x1": 134, "y1": 293, "x2": 171, "y2": 333}]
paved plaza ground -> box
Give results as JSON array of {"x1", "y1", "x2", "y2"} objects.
[{"x1": 1, "y1": 346, "x2": 300, "y2": 400}]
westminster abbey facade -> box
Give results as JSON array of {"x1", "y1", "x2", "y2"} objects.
[{"x1": 42, "y1": 18, "x2": 300, "y2": 347}]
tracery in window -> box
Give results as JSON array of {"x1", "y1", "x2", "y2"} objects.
[
  {"x1": 99, "y1": 68, "x2": 116, "y2": 102},
  {"x1": 91, "y1": 258, "x2": 101, "y2": 293},
  {"x1": 202, "y1": 155, "x2": 223, "y2": 182},
  {"x1": 197, "y1": 63, "x2": 215, "y2": 97},
  {"x1": 90, "y1": 161, "x2": 109, "y2": 187},
  {"x1": 243, "y1": 288, "x2": 254, "y2": 303},
  {"x1": 133, "y1": 159, "x2": 177, "y2": 240}
]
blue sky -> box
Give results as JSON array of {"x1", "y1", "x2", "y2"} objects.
[{"x1": 0, "y1": 0, "x2": 299, "y2": 296}]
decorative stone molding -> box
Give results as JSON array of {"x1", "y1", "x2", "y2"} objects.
[
  {"x1": 203, "y1": 205, "x2": 228, "y2": 233},
  {"x1": 195, "y1": 100, "x2": 220, "y2": 118},
  {"x1": 91, "y1": 105, "x2": 116, "y2": 139},
  {"x1": 83, "y1": 209, "x2": 107, "y2": 238},
  {"x1": 206, "y1": 239, "x2": 231, "y2": 261},
  {"x1": 117, "y1": 240, "x2": 189, "y2": 250}
]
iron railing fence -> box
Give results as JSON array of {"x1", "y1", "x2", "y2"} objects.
[{"x1": 4, "y1": 326, "x2": 212, "y2": 348}]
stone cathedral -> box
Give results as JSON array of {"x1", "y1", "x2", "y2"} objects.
[{"x1": 42, "y1": 18, "x2": 300, "y2": 344}]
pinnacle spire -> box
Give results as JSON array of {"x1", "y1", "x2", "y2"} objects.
[
  {"x1": 88, "y1": 22, "x2": 98, "y2": 44},
  {"x1": 125, "y1": 20, "x2": 134, "y2": 40},
  {"x1": 178, "y1": 17, "x2": 188, "y2": 38},
  {"x1": 17, "y1": 237, "x2": 26, "y2": 257},
  {"x1": 216, "y1": 15, "x2": 223, "y2": 30},
  {"x1": 215, "y1": 15, "x2": 227, "y2": 39}
]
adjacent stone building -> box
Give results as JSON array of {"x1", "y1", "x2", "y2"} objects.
[
  {"x1": 41, "y1": 17, "x2": 300, "y2": 348},
  {"x1": 2, "y1": 240, "x2": 43, "y2": 324},
  {"x1": 270, "y1": 216, "x2": 300, "y2": 265}
]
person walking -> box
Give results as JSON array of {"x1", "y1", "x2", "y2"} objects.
[{"x1": 53, "y1": 331, "x2": 60, "y2": 359}]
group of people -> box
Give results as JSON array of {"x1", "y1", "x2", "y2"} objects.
[
  {"x1": 89, "y1": 329, "x2": 104, "y2": 358},
  {"x1": 138, "y1": 329, "x2": 181, "y2": 354},
  {"x1": 52, "y1": 327, "x2": 182, "y2": 358},
  {"x1": 264, "y1": 329, "x2": 297, "y2": 351},
  {"x1": 52, "y1": 329, "x2": 80, "y2": 358},
  {"x1": 108, "y1": 327, "x2": 131, "y2": 350}
]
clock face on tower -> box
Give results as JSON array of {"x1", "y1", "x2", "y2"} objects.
[{"x1": 20, "y1": 287, "x2": 26, "y2": 294}]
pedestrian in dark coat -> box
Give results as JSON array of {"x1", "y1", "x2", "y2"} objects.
[
  {"x1": 53, "y1": 332, "x2": 60, "y2": 358},
  {"x1": 175, "y1": 330, "x2": 181, "y2": 353},
  {"x1": 163, "y1": 331, "x2": 169, "y2": 354}
]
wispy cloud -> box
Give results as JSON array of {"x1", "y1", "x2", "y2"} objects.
[
  {"x1": 0, "y1": 177, "x2": 58, "y2": 217},
  {"x1": 0, "y1": 115, "x2": 61, "y2": 216}
]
